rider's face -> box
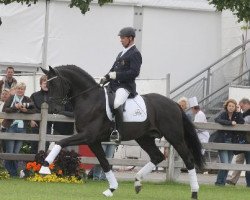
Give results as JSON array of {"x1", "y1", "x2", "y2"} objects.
[{"x1": 120, "y1": 36, "x2": 131, "y2": 48}]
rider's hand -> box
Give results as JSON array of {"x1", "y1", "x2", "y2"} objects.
[
  {"x1": 108, "y1": 72, "x2": 116, "y2": 80},
  {"x1": 99, "y1": 77, "x2": 107, "y2": 85}
]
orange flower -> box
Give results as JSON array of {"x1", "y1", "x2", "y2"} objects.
[
  {"x1": 58, "y1": 170, "x2": 63, "y2": 175},
  {"x1": 33, "y1": 163, "x2": 42, "y2": 172},
  {"x1": 49, "y1": 163, "x2": 55, "y2": 170},
  {"x1": 26, "y1": 162, "x2": 33, "y2": 171}
]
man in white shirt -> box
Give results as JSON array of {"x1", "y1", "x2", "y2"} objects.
[{"x1": 189, "y1": 97, "x2": 210, "y2": 155}]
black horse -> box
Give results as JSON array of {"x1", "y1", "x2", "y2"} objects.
[{"x1": 40, "y1": 65, "x2": 204, "y2": 199}]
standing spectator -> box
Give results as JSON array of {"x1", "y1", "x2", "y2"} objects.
[
  {"x1": 0, "y1": 88, "x2": 11, "y2": 112},
  {"x1": 189, "y1": 97, "x2": 210, "y2": 154},
  {"x1": 29, "y1": 75, "x2": 51, "y2": 153},
  {"x1": 0, "y1": 88, "x2": 11, "y2": 166},
  {"x1": 177, "y1": 97, "x2": 192, "y2": 120},
  {"x1": 214, "y1": 98, "x2": 245, "y2": 186},
  {"x1": 226, "y1": 98, "x2": 250, "y2": 185},
  {"x1": 0, "y1": 66, "x2": 17, "y2": 95},
  {"x1": 53, "y1": 102, "x2": 74, "y2": 136},
  {"x1": 2, "y1": 82, "x2": 36, "y2": 176}
]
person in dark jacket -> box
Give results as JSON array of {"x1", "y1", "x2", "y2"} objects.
[
  {"x1": 100, "y1": 27, "x2": 142, "y2": 143},
  {"x1": 29, "y1": 75, "x2": 51, "y2": 153},
  {"x1": 214, "y1": 98, "x2": 245, "y2": 186},
  {"x1": 2, "y1": 82, "x2": 36, "y2": 176}
]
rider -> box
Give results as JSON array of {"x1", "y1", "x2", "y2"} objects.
[{"x1": 100, "y1": 27, "x2": 142, "y2": 143}]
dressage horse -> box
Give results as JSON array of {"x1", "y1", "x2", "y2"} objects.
[{"x1": 39, "y1": 65, "x2": 204, "y2": 199}]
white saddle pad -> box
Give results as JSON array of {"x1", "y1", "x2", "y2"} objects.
[{"x1": 104, "y1": 88, "x2": 147, "y2": 122}]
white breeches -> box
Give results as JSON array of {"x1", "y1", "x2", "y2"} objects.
[{"x1": 114, "y1": 88, "x2": 130, "y2": 109}]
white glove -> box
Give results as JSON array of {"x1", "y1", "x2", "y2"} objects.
[
  {"x1": 99, "y1": 77, "x2": 107, "y2": 85},
  {"x1": 109, "y1": 72, "x2": 116, "y2": 80}
]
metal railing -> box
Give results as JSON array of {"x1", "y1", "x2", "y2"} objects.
[{"x1": 170, "y1": 39, "x2": 250, "y2": 103}]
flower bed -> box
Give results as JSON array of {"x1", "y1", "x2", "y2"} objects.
[
  {"x1": 21, "y1": 150, "x2": 86, "y2": 184},
  {"x1": 0, "y1": 166, "x2": 10, "y2": 180}
]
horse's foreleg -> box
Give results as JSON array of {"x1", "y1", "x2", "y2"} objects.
[
  {"x1": 89, "y1": 143, "x2": 118, "y2": 197},
  {"x1": 39, "y1": 144, "x2": 62, "y2": 174}
]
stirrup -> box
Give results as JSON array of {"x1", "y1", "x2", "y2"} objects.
[{"x1": 110, "y1": 130, "x2": 120, "y2": 144}]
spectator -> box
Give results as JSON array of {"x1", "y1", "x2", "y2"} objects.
[
  {"x1": 0, "y1": 66, "x2": 17, "y2": 95},
  {"x1": 188, "y1": 97, "x2": 210, "y2": 154},
  {"x1": 53, "y1": 102, "x2": 74, "y2": 136},
  {"x1": 242, "y1": 107, "x2": 250, "y2": 187},
  {"x1": 214, "y1": 98, "x2": 245, "y2": 186},
  {"x1": 88, "y1": 144, "x2": 117, "y2": 180},
  {"x1": 177, "y1": 97, "x2": 192, "y2": 120},
  {"x1": 0, "y1": 88, "x2": 11, "y2": 166},
  {"x1": 0, "y1": 88, "x2": 11, "y2": 112},
  {"x1": 226, "y1": 98, "x2": 250, "y2": 185},
  {"x1": 29, "y1": 75, "x2": 52, "y2": 153},
  {"x1": 2, "y1": 82, "x2": 36, "y2": 176}
]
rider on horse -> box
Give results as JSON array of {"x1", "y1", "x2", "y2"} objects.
[{"x1": 100, "y1": 27, "x2": 142, "y2": 143}]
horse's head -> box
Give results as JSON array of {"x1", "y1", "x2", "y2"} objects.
[{"x1": 41, "y1": 66, "x2": 70, "y2": 114}]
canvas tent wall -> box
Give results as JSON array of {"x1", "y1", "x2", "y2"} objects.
[{"x1": 0, "y1": 0, "x2": 221, "y2": 89}]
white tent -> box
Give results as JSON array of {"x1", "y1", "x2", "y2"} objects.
[{"x1": 0, "y1": 0, "x2": 221, "y2": 88}]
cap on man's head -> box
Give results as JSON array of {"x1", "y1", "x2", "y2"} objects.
[
  {"x1": 118, "y1": 27, "x2": 136, "y2": 37},
  {"x1": 188, "y1": 97, "x2": 198, "y2": 108}
]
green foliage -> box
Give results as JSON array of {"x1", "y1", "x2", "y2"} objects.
[
  {"x1": 0, "y1": 0, "x2": 113, "y2": 14},
  {"x1": 208, "y1": 0, "x2": 250, "y2": 23}
]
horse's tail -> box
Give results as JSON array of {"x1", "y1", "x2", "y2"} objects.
[{"x1": 182, "y1": 110, "x2": 205, "y2": 170}]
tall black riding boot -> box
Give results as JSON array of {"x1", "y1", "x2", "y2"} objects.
[{"x1": 110, "y1": 106, "x2": 123, "y2": 143}]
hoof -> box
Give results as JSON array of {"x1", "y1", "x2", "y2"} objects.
[
  {"x1": 134, "y1": 180, "x2": 142, "y2": 194},
  {"x1": 103, "y1": 189, "x2": 114, "y2": 197},
  {"x1": 191, "y1": 192, "x2": 198, "y2": 199},
  {"x1": 39, "y1": 166, "x2": 51, "y2": 175}
]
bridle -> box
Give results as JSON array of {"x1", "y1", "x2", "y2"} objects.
[{"x1": 47, "y1": 70, "x2": 100, "y2": 105}]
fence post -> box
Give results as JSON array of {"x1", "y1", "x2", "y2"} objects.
[
  {"x1": 165, "y1": 73, "x2": 175, "y2": 181},
  {"x1": 166, "y1": 145, "x2": 175, "y2": 181},
  {"x1": 38, "y1": 103, "x2": 48, "y2": 151}
]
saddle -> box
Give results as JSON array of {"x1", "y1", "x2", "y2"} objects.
[{"x1": 104, "y1": 87, "x2": 147, "y2": 122}]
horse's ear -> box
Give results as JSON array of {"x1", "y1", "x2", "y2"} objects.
[
  {"x1": 40, "y1": 67, "x2": 48, "y2": 75},
  {"x1": 48, "y1": 65, "x2": 57, "y2": 75}
]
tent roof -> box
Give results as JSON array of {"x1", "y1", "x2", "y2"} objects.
[{"x1": 105, "y1": 0, "x2": 215, "y2": 11}]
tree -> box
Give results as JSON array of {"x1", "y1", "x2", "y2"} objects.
[
  {"x1": 0, "y1": 0, "x2": 113, "y2": 14},
  {"x1": 208, "y1": 0, "x2": 250, "y2": 23}
]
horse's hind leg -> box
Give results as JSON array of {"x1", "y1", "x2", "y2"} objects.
[
  {"x1": 88, "y1": 142, "x2": 118, "y2": 197},
  {"x1": 134, "y1": 136, "x2": 165, "y2": 194},
  {"x1": 172, "y1": 142, "x2": 199, "y2": 199}
]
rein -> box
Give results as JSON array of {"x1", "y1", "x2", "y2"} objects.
[
  {"x1": 47, "y1": 74, "x2": 100, "y2": 105},
  {"x1": 47, "y1": 68, "x2": 101, "y2": 105},
  {"x1": 67, "y1": 85, "x2": 100, "y2": 101}
]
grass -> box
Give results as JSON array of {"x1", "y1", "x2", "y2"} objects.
[{"x1": 0, "y1": 179, "x2": 250, "y2": 200}]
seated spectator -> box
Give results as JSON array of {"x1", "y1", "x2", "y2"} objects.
[
  {"x1": 214, "y1": 98, "x2": 244, "y2": 186},
  {"x1": 29, "y1": 75, "x2": 52, "y2": 153},
  {"x1": 2, "y1": 82, "x2": 36, "y2": 176},
  {"x1": 0, "y1": 66, "x2": 17, "y2": 96},
  {"x1": 189, "y1": 97, "x2": 210, "y2": 154}
]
